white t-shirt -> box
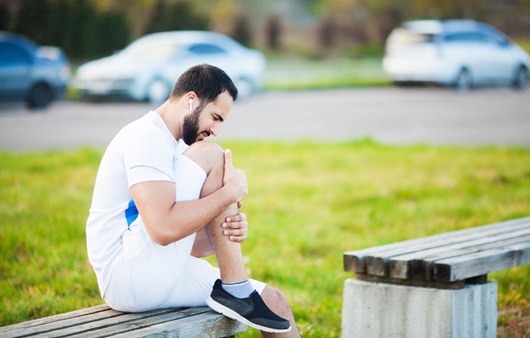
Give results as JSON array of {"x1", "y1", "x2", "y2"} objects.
[{"x1": 86, "y1": 111, "x2": 189, "y2": 296}]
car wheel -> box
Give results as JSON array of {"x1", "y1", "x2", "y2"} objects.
[
  {"x1": 147, "y1": 79, "x2": 171, "y2": 105},
  {"x1": 512, "y1": 65, "x2": 528, "y2": 90},
  {"x1": 26, "y1": 83, "x2": 53, "y2": 109},
  {"x1": 454, "y1": 68, "x2": 472, "y2": 92},
  {"x1": 234, "y1": 78, "x2": 254, "y2": 101}
]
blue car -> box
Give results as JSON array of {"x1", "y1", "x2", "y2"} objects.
[{"x1": 0, "y1": 31, "x2": 70, "y2": 109}]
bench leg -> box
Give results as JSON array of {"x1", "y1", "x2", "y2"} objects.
[{"x1": 342, "y1": 278, "x2": 497, "y2": 338}]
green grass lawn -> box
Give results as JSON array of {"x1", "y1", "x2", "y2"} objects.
[{"x1": 1, "y1": 140, "x2": 529, "y2": 337}]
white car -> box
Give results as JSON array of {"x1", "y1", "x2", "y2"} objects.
[
  {"x1": 382, "y1": 20, "x2": 529, "y2": 91},
  {"x1": 73, "y1": 31, "x2": 266, "y2": 103}
]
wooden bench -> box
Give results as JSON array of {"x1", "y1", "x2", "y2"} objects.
[
  {"x1": 341, "y1": 216, "x2": 530, "y2": 338},
  {"x1": 0, "y1": 304, "x2": 246, "y2": 338}
]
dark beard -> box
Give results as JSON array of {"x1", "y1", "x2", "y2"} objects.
[{"x1": 182, "y1": 104, "x2": 203, "y2": 145}]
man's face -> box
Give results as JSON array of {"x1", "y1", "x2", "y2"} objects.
[{"x1": 182, "y1": 91, "x2": 233, "y2": 145}]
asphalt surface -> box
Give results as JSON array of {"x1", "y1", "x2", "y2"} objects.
[{"x1": 0, "y1": 87, "x2": 529, "y2": 152}]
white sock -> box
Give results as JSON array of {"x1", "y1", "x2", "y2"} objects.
[{"x1": 222, "y1": 280, "x2": 254, "y2": 298}]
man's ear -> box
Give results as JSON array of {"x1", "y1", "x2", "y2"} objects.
[{"x1": 185, "y1": 91, "x2": 197, "y2": 110}]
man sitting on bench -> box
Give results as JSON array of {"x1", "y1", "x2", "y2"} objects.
[{"x1": 86, "y1": 64, "x2": 298, "y2": 336}]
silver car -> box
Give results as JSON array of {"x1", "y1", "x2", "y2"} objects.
[
  {"x1": 73, "y1": 31, "x2": 266, "y2": 104},
  {"x1": 383, "y1": 20, "x2": 529, "y2": 91}
]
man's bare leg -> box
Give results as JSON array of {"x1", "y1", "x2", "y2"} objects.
[
  {"x1": 194, "y1": 144, "x2": 248, "y2": 283},
  {"x1": 186, "y1": 143, "x2": 299, "y2": 337}
]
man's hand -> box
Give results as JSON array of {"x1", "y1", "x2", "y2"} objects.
[
  {"x1": 222, "y1": 212, "x2": 248, "y2": 243},
  {"x1": 223, "y1": 149, "x2": 248, "y2": 204}
]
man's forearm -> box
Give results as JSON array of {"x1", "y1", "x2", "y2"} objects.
[{"x1": 132, "y1": 181, "x2": 237, "y2": 246}]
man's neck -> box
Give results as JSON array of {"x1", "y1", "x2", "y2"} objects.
[{"x1": 156, "y1": 100, "x2": 183, "y2": 141}]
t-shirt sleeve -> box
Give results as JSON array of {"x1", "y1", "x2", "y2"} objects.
[{"x1": 121, "y1": 130, "x2": 175, "y2": 188}]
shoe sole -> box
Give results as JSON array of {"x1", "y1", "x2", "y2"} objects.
[{"x1": 205, "y1": 296, "x2": 291, "y2": 333}]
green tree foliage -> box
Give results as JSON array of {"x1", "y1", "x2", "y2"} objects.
[
  {"x1": 93, "y1": 10, "x2": 130, "y2": 56},
  {"x1": 0, "y1": 4, "x2": 12, "y2": 30},
  {"x1": 11, "y1": 0, "x2": 53, "y2": 45},
  {"x1": 232, "y1": 13, "x2": 253, "y2": 47},
  {"x1": 2, "y1": 0, "x2": 529, "y2": 60},
  {"x1": 63, "y1": 0, "x2": 98, "y2": 59},
  {"x1": 311, "y1": 0, "x2": 530, "y2": 37},
  {"x1": 145, "y1": 0, "x2": 208, "y2": 34},
  {"x1": 2, "y1": 0, "x2": 129, "y2": 60}
]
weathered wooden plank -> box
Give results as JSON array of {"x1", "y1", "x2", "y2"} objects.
[
  {"x1": 109, "y1": 311, "x2": 247, "y2": 338},
  {"x1": 45, "y1": 309, "x2": 196, "y2": 337},
  {"x1": 365, "y1": 218, "x2": 530, "y2": 276},
  {"x1": 0, "y1": 306, "x2": 246, "y2": 338},
  {"x1": 343, "y1": 216, "x2": 530, "y2": 274},
  {"x1": 413, "y1": 235, "x2": 530, "y2": 281},
  {"x1": 0, "y1": 305, "x2": 111, "y2": 335},
  {"x1": 389, "y1": 230, "x2": 530, "y2": 280},
  {"x1": 68, "y1": 307, "x2": 212, "y2": 337},
  {"x1": 0, "y1": 307, "x2": 181, "y2": 338},
  {"x1": 433, "y1": 242, "x2": 530, "y2": 282}
]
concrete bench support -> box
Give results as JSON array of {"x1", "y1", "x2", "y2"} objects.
[{"x1": 342, "y1": 278, "x2": 497, "y2": 338}]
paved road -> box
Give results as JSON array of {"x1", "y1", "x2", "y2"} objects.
[{"x1": 0, "y1": 87, "x2": 529, "y2": 152}]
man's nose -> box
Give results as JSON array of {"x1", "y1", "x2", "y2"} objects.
[{"x1": 210, "y1": 123, "x2": 220, "y2": 136}]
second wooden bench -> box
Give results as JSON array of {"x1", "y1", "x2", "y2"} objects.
[{"x1": 341, "y1": 216, "x2": 530, "y2": 338}]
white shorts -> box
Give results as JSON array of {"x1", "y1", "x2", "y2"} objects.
[{"x1": 103, "y1": 155, "x2": 265, "y2": 312}]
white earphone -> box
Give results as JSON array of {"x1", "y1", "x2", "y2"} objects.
[{"x1": 188, "y1": 99, "x2": 193, "y2": 110}]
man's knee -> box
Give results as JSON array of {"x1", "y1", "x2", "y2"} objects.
[
  {"x1": 262, "y1": 285, "x2": 292, "y2": 316},
  {"x1": 184, "y1": 142, "x2": 224, "y2": 173}
]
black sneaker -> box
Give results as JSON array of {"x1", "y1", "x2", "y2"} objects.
[{"x1": 205, "y1": 279, "x2": 291, "y2": 333}]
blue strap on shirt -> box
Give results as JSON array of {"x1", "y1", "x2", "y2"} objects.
[{"x1": 124, "y1": 199, "x2": 139, "y2": 229}]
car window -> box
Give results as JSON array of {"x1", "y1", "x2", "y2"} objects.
[
  {"x1": 477, "y1": 33, "x2": 503, "y2": 45},
  {"x1": 37, "y1": 46, "x2": 62, "y2": 61},
  {"x1": 444, "y1": 32, "x2": 473, "y2": 43},
  {"x1": 444, "y1": 32, "x2": 500, "y2": 45},
  {"x1": 188, "y1": 43, "x2": 227, "y2": 55},
  {"x1": 123, "y1": 42, "x2": 181, "y2": 61},
  {"x1": 0, "y1": 42, "x2": 32, "y2": 67},
  {"x1": 387, "y1": 28, "x2": 437, "y2": 48}
]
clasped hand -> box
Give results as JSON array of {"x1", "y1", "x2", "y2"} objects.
[{"x1": 222, "y1": 212, "x2": 248, "y2": 242}]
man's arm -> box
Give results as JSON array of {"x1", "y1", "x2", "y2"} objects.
[
  {"x1": 130, "y1": 149, "x2": 247, "y2": 246},
  {"x1": 130, "y1": 181, "x2": 233, "y2": 245}
]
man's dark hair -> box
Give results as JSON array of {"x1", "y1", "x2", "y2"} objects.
[{"x1": 171, "y1": 64, "x2": 238, "y2": 103}]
